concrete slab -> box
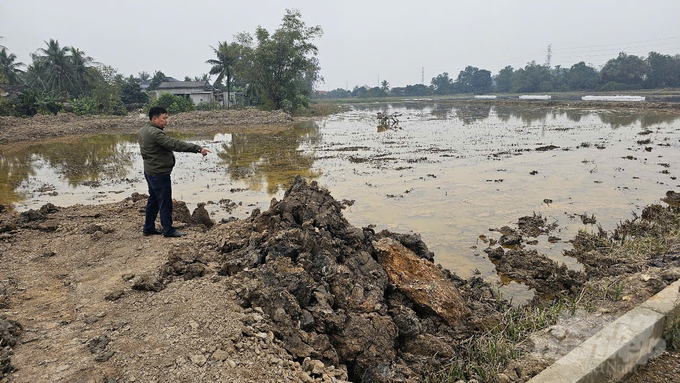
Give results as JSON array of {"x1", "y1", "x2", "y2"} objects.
[
  {"x1": 529, "y1": 306, "x2": 665, "y2": 383},
  {"x1": 640, "y1": 279, "x2": 680, "y2": 317}
]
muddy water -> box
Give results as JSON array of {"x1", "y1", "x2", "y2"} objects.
[{"x1": 2, "y1": 103, "x2": 679, "y2": 302}]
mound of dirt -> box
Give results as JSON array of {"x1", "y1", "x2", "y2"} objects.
[{"x1": 207, "y1": 176, "x2": 500, "y2": 381}]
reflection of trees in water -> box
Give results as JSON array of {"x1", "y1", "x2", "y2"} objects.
[
  {"x1": 429, "y1": 103, "x2": 455, "y2": 120},
  {"x1": 216, "y1": 122, "x2": 322, "y2": 194},
  {"x1": 493, "y1": 106, "x2": 548, "y2": 125},
  {"x1": 593, "y1": 112, "x2": 679, "y2": 129},
  {"x1": 0, "y1": 153, "x2": 34, "y2": 205},
  {"x1": 34, "y1": 135, "x2": 135, "y2": 186},
  {"x1": 452, "y1": 105, "x2": 492, "y2": 124}
]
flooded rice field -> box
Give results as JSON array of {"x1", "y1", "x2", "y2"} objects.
[{"x1": 2, "y1": 102, "x2": 679, "y2": 302}]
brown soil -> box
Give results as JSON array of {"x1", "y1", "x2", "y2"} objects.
[
  {"x1": 0, "y1": 109, "x2": 295, "y2": 147},
  {"x1": 625, "y1": 348, "x2": 680, "y2": 383}
]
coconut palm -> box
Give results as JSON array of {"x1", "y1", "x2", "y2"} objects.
[
  {"x1": 137, "y1": 71, "x2": 150, "y2": 83},
  {"x1": 0, "y1": 48, "x2": 25, "y2": 85},
  {"x1": 69, "y1": 47, "x2": 96, "y2": 95},
  {"x1": 207, "y1": 41, "x2": 238, "y2": 109},
  {"x1": 33, "y1": 39, "x2": 76, "y2": 96}
]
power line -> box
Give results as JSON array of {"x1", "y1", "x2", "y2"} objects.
[{"x1": 559, "y1": 34, "x2": 680, "y2": 51}]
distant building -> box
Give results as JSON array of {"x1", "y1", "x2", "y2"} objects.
[{"x1": 153, "y1": 81, "x2": 242, "y2": 107}]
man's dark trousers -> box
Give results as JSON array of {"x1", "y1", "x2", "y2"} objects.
[{"x1": 143, "y1": 173, "x2": 173, "y2": 235}]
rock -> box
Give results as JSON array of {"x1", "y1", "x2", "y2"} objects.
[
  {"x1": 226, "y1": 359, "x2": 236, "y2": 368},
  {"x1": 496, "y1": 374, "x2": 512, "y2": 383},
  {"x1": 104, "y1": 289, "x2": 125, "y2": 301},
  {"x1": 172, "y1": 200, "x2": 193, "y2": 223},
  {"x1": 39, "y1": 203, "x2": 59, "y2": 215},
  {"x1": 88, "y1": 335, "x2": 110, "y2": 354},
  {"x1": 18, "y1": 209, "x2": 45, "y2": 223},
  {"x1": 191, "y1": 203, "x2": 214, "y2": 228},
  {"x1": 132, "y1": 274, "x2": 164, "y2": 292},
  {"x1": 499, "y1": 233, "x2": 521, "y2": 246},
  {"x1": 190, "y1": 354, "x2": 207, "y2": 367},
  {"x1": 83, "y1": 224, "x2": 104, "y2": 234},
  {"x1": 374, "y1": 238, "x2": 469, "y2": 325},
  {"x1": 94, "y1": 350, "x2": 115, "y2": 362},
  {"x1": 548, "y1": 325, "x2": 567, "y2": 341},
  {"x1": 211, "y1": 349, "x2": 229, "y2": 361},
  {"x1": 297, "y1": 371, "x2": 315, "y2": 383}
]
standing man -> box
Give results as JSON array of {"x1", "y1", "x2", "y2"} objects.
[{"x1": 139, "y1": 106, "x2": 211, "y2": 237}]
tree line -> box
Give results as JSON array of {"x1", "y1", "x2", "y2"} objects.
[
  {"x1": 0, "y1": 9, "x2": 322, "y2": 117},
  {"x1": 318, "y1": 51, "x2": 680, "y2": 99}
]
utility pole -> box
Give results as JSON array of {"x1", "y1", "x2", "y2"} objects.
[
  {"x1": 421, "y1": 67, "x2": 425, "y2": 84},
  {"x1": 545, "y1": 43, "x2": 552, "y2": 67}
]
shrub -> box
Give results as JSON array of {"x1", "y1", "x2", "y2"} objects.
[
  {"x1": 151, "y1": 93, "x2": 195, "y2": 113},
  {"x1": 72, "y1": 96, "x2": 99, "y2": 116},
  {"x1": 196, "y1": 101, "x2": 223, "y2": 111}
]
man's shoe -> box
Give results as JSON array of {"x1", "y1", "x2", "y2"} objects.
[
  {"x1": 163, "y1": 230, "x2": 187, "y2": 238},
  {"x1": 143, "y1": 228, "x2": 163, "y2": 236}
]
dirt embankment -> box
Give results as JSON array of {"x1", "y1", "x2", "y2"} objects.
[{"x1": 0, "y1": 109, "x2": 295, "y2": 146}]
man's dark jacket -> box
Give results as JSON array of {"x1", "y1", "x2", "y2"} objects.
[{"x1": 138, "y1": 121, "x2": 202, "y2": 176}]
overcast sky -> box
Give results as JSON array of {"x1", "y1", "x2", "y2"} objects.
[{"x1": 2, "y1": 0, "x2": 680, "y2": 90}]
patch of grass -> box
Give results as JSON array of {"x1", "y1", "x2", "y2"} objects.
[
  {"x1": 664, "y1": 314, "x2": 680, "y2": 350},
  {"x1": 426, "y1": 297, "x2": 575, "y2": 383},
  {"x1": 292, "y1": 102, "x2": 350, "y2": 117}
]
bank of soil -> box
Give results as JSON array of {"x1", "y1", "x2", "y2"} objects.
[
  {"x1": 625, "y1": 348, "x2": 680, "y2": 383},
  {"x1": 2, "y1": 176, "x2": 680, "y2": 382},
  {"x1": 0, "y1": 109, "x2": 294, "y2": 146}
]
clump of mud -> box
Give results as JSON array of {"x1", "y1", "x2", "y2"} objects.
[
  {"x1": 0, "y1": 318, "x2": 21, "y2": 377},
  {"x1": 189, "y1": 176, "x2": 507, "y2": 382}
]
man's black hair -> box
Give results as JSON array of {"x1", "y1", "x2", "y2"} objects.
[{"x1": 148, "y1": 106, "x2": 168, "y2": 121}]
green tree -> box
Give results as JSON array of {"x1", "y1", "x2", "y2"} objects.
[
  {"x1": 510, "y1": 61, "x2": 552, "y2": 93},
  {"x1": 495, "y1": 66, "x2": 514, "y2": 93},
  {"x1": 431, "y1": 72, "x2": 453, "y2": 95},
  {"x1": 148, "y1": 70, "x2": 168, "y2": 91},
  {"x1": 69, "y1": 47, "x2": 96, "y2": 96},
  {"x1": 567, "y1": 62, "x2": 599, "y2": 90},
  {"x1": 600, "y1": 52, "x2": 648, "y2": 89},
  {"x1": 207, "y1": 41, "x2": 240, "y2": 107},
  {"x1": 249, "y1": 9, "x2": 323, "y2": 111},
  {"x1": 0, "y1": 48, "x2": 25, "y2": 85},
  {"x1": 31, "y1": 39, "x2": 77, "y2": 96},
  {"x1": 455, "y1": 66, "x2": 492, "y2": 94},
  {"x1": 120, "y1": 75, "x2": 148, "y2": 106},
  {"x1": 137, "y1": 71, "x2": 150, "y2": 83},
  {"x1": 645, "y1": 52, "x2": 680, "y2": 88},
  {"x1": 381, "y1": 80, "x2": 390, "y2": 92}
]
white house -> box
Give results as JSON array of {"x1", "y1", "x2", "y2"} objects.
[{"x1": 155, "y1": 81, "x2": 215, "y2": 105}]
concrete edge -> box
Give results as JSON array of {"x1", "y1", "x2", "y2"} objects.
[{"x1": 528, "y1": 279, "x2": 680, "y2": 383}]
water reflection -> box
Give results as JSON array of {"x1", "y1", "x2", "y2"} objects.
[
  {"x1": 452, "y1": 105, "x2": 492, "y2": 124},
  {"x1": 0, "y1": 153, "x2": 34, "y2": 206},
  {"x1": 216, "y1": 122, "x2": 322, "y2": 194}
]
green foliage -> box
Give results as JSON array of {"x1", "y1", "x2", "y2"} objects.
[
  {"x1": 147, "y1": 70, "x2": 167, "y2": 91},
  {"x1": 600, "y1": 52, "x2": 648, "y2": 89},
  {"x1": 0, "y1": 48, "x2": 25, "y2": 85},
  {"x1": 196, "y1": 100, "x2": 223, "y2": 111},
  {"x1": 567, "y1": 62, "x2": 600, "y2": 90},
  {"x1": 455, "y1": 66, "x2": 493, "y2": 94},
  {"x1": 431, "y1": 72, "x2": 453, "y2": 95},
  {"x1": 599, "y1": 82, "x2": 628, "y2": 92},
  {"x1": 119, "y1": 75, "x2": 148, "y2": 107},
  {"x1": 246, "y1": 9, "x2": 323, "y2": 111},
  {"x1": 495, "y1": 66, "x2": 514, "y2": 93},
  {"x1": 151, "y1": 93, "x2": 195, "y2": 114},
  {"x1": 404, "y1": 84, "x2": 433, "y2": 96},
  {"x1": 0, "y1": 88, "x2": 62, "y2": 117},
  {"x1": 71, "y1": 96, "x2": 99, "y2": 115}
]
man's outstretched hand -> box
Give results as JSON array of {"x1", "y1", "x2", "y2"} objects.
[{"x1": 200, "y1": 148, "x2": 211, "y2": 157}]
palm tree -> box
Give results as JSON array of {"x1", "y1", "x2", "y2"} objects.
[
  {"x1": 0, "y1": 48, "x2": 25, "y2": 85},
  {"x1": 137, "y1": 71, "x2": 150, "y2": 83},
  {"x1": 69, "y1": 47, "x2": 96, "y2": 96},
  {"x1": 33, "y1": 39, "x2": 76, "y2": 96},
  {"x1": 207, "y1": 41, "x2": 238, "y2": 109}
]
